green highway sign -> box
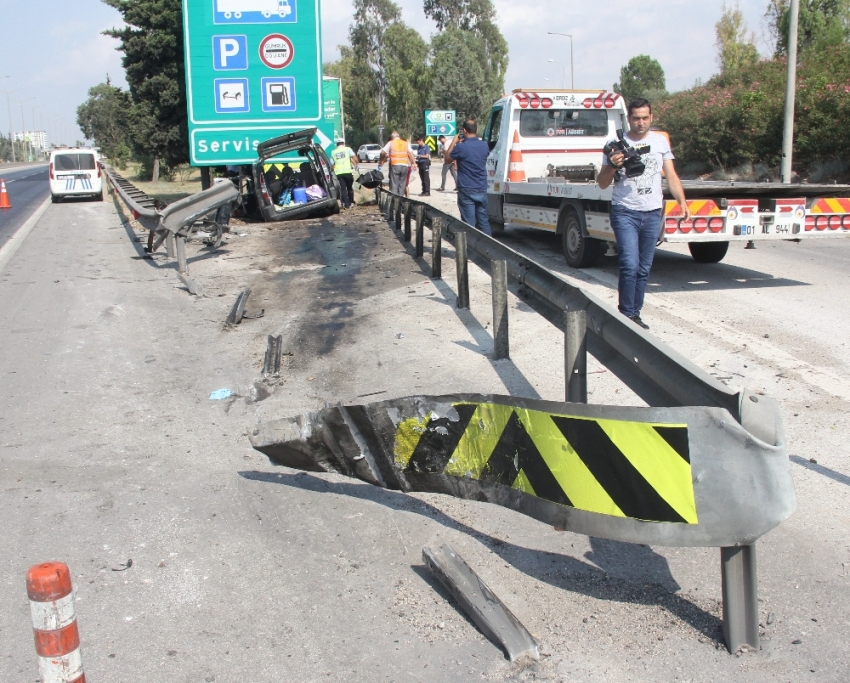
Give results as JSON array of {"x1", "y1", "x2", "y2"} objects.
[
  {"x1": 182, "y1": 0, "x2": 324, "y2": 165},
  {"x1": 424, "y1": 110, "x2": 456, "y2": 137},
  {"x1": 322, "y1": 77, "x2": 343, "y2": 147}
]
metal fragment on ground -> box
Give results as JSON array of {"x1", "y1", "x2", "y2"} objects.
[
  {"x1": 226, "y1": 288, "x2": 251, "y2": 325},
  {"x1": 423, "y1": 544, "x2": 539, "y2": 662}
]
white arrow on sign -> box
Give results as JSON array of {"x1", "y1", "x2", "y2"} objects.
[{"x1": 314, "y1": 128, "x2": 333, "y2": 149}]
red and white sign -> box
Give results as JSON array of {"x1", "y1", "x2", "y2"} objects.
[{"x1": 259, "y1": 34, "x2": 294, "y2": 69}]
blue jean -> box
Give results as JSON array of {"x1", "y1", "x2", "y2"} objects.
[
  {"x1": 610, "y1": 204, "x2": 663, "y2": 317},
  {"x1": 457, "y1": 190, "x2": 492, "y2": 236}
]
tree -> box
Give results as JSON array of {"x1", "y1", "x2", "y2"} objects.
[
  {"x1": 614, "y1": 55, "x2": 667, "y2": 103},
  {"x1": 348, "y1": 0, "x2": 402, "y2": 126},
  {"x1": 76, "y1": 79, "x2": 133, "y2": 166},
  {"x1": 767, "y1": 0, "x2": 850, "y2": 55},
  {"x1": 383, "y1": 24, "x2": 431, "y2": 136},
  {"x1": 324, "y1": 54, "x2": 380, "y2": 145},
  {"x1": 716, "y1": 3, "x2": 760, "y2": 72},
  {"x1": 103, "y1": 0, "x2": 187, "y2": 179},
  {"x1": 428, "y1": 27, "x2": 488, "y2": 122},
  {"x1": 424, "y1": 0, "x2": 507, "y2": 112}
]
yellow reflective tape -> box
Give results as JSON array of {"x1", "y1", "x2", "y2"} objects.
[
  {"x1": 443, "y1": 403, "x2": 513, "y2": 478},
  {"x1": 516, "y1": 409, "x2": 625, "y2": 518},
  {"x1": 512, "y1": 468, "x2": 536, "y2": 495},
  {"x1": 394, "y1": 415, "x2": 429, "y2": 468},
  {"x1": 597, "y1": 419, "x2": 697, "y2": 524}
]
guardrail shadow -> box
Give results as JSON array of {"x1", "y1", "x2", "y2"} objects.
[
  {"x1": 239, "y1": 469, "x2": 723, "y2": 643},
  {"x1": 499, "y1": 228, "x2": 810, "y2": 293},
  {"x1": 384, "y1": 211, "x2": 542, "y2": 400},
  {"x1": 790, "y1": 455, "x2": 850, "y2": 486}
]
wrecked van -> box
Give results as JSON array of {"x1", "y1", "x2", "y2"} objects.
[{"x1": 252, "y1": 128, "x2": 342, "y2": 222}]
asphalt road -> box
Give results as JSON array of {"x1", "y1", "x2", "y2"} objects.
[
  {"x1": 0, "y1": 188, "x2": 849, "y2": 682},
  {"x1": 0, "y1": 164, "x2": 49, "y2": 250}
]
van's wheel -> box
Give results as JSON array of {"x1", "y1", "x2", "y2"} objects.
[
  {"x1": 688, "y1": 241, "x2": 729, "y2": 263},
  {"x1": 51, "y1": 194, "x2": 60, "y2": 204},
  {"x1": 561, "y1": 210, "x2": 600, "y2": 268},
  {"x1": 490, "y1": 220, "x2": 505, "y2": 235}
]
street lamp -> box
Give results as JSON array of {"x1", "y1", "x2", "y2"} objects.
[
  {"x1": 547, "y1": 59, "x2": 567, "y2": 90},
  {"x1": 0, "y1": 84, "x2": 20, "y2": 163},
  {"x1": 547, "y1": 32, "x2": 574, "y2": 89},
  {"x1": 16, "y1": 97, "x2": 35, "y2": 161}
]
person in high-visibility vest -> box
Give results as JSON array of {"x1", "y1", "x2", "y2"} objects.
[
  {"x1": 378, "y1": 131, "x2": 415, "y2": 196},
  {"x1": 331, "y1": 139, "x2": 359, "y2": 209}
]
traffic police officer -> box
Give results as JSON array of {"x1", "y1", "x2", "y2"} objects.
[{"x1": 331, "y1": 139, "x2": 359, "y2": 209}]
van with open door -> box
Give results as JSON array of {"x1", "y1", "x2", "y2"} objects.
[
  {"x1": 49, "y1": 148, "x2": 103, "y2": 202},
  {"x1": 251, "y1": 128, "x2": 341, "y2": 222}
]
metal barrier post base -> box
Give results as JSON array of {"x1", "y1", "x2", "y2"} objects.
[
  {"x1": 455, "y1": 231, "x2": 469, "y2": 309},
  {"x1": 166, "y1": 232, "x2": 176, "y2": 258},
  {"x1": 395, "y1": 199, "x2": 404, "y2": 231},
  {"x1": 721, "y1": 544, "x2": 759, "y2": 653},
  {"x1": 404, "y1": 201, "x2": 412, "y2": 239},
  {"x1": 410, "y1": 205, "x2": 422, "y2": 243},
  {"x1": 415, "y1": 203, "x2": 424, "y2": 258},
  {"x1": 492, "y1": 260, "x2": 509, "y2": 360},
  {"x1": 432, "y1": 216, "x2": 442, "y2": 280},
  {"x1": 176, "y1": 235, "x2": 188, "y2": 275},
  {"x1": 565, "y1": 309, "x2": 587, "y2": 403}
]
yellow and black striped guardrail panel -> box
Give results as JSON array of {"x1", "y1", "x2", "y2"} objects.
[{"x1": 395, "y1": 402, "x2": 697, "y2": 525}]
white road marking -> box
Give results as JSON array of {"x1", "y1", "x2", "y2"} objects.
[{"x1": 0, "y1": 195, "x2": 52, "y2": 274}]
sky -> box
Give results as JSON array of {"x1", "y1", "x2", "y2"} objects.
[{"x1": 0, "y1": 0, "x2": 778, "y2": 146}]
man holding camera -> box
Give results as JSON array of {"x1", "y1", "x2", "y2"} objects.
[
  {"x1": 598, "y1": 98, "x2": 690, "y2": 330},
  {"x1": 445, "y1": 120, "x2": 492, "y2": 236}
]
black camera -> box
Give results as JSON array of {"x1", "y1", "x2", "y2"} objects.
[{"x1": 603, "y1": 129, "x2": 645, "y2": 178}]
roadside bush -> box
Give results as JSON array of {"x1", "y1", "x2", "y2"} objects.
[{"x1": 655, "y1": 43, "x2": 850, "y2": 177}]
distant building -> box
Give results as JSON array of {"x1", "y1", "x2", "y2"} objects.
[{"x1": 15, "y1": 130, "x2": 48, "y2": 149}]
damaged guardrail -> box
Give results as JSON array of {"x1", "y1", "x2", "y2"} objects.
[
  {"x1": 248, "y1": 186, "x2": 795, "y2": 655},
  {"x1": 251, "y1": 392, "x2": 795, "y2": 655},
  {"x1": 103, "y1": 165, "x2": 238, "y2": 294}
]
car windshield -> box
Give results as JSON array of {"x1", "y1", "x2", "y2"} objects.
[
  {"x1": 54, "y1": 153, "x2": 97, "y2": 171},
  {"x1": 519, "y1": 109, "x2": 609, "y2": 138},
  {"x1": 366, "y1": 145, "x2": 380, "y2": 150}
]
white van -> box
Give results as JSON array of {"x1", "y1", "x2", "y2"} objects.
[{"x1": 49, "y1": 148, "x2": 103, "y2": 202}]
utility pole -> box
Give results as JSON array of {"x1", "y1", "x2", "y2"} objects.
[
  {"x1": 548, "y1": 32, "x2": 574, "y2": 88},
  {"x1": 781, "y1": 0, "x2": 800, "y2": 184},
  {"x1": 0, "y1": 81, "x2": 20, "y2": 164}
]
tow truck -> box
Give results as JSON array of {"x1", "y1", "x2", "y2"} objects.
[{"x1": 482, "y1": 89, "x2": 850, "y2": 266}]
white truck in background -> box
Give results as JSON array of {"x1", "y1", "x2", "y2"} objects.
[{"x1": 482, "y1": 89, "x2": 850, "y2": 267}]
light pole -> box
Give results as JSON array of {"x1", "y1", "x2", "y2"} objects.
[
  {"x1": 547, "y1": 59, "x2": 567, "y2": 89},
  {"x1": 17, "y1": 98, "x2": 35, "y2": 161},
  {"x1": 781, "y1": 0, "x2": 800, "y2": 184},
  {"x1": 547, "y1": 32, "x2": 574, "y2": 89},
  {"x1": 29, "y1": 105, "x2": 42, "y2": 159},
  {"x1": 0, "y1": 84, "x2": 20, "y2": 163}
]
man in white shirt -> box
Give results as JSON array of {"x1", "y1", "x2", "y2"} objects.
[{"x1": 598, "y1": 98, "x2": 690, "y2": 330}]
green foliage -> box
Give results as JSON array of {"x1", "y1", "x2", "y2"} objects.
[
  {"x1": 614, "y1": 55, "x2": 667, "y2": 103},
  {"x1": 383, "y1": 24, "x2": 431, "y2": 136},
  {"x1": 428, "y1": 27, "x2": 488, "y2": 122},
  {"x1": 76, "y1": 80, "x2": 133, "y2": 161},
  {"x1": 103, "y1": 0, "x2": 188, "y2": 170},
  {"x1": 655, "y1": 43, "x2": 850, "y2": 173},
  {"x1": 0, "y1": 134, "x2": 28, "y2": 163},
  {"x1": 767, "y1": 0, "x2": 850, "y2": 55},
  {"x1": 716, "y1": 3, "x2": 759, "y2": 73}
]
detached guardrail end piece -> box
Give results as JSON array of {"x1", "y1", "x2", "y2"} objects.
[
  {"x1": 226, "y1": 288, "x2": 252, "y2": 325},
  {"x1": 177, "y1": 272, "x2": 205, "y2": 297},
  {"x1": 423, "y1": 544, "x2": 539, "y2": 663}
]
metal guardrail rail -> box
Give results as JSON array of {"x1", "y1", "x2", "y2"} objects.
[
  {"x1": 103, "y1": 165, "x2": 238, "y2": 295},
  {"x1": 249, "y1": 185, "x2": 796, "y2": 654}
]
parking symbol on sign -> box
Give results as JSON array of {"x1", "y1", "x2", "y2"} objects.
[
  {"x1": 213, "y1": 35, "x2": 248, "y2": 70},
  {"x1": 215, "y1": 78, "x2": 250, "y2": 113},
  {"x1": 261, "y1": 77, "x2": 296, "y2": 112}
]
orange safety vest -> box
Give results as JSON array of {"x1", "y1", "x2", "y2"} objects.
[{"x1": 389, "y1": 138, "x2": 410, "y2": 166}]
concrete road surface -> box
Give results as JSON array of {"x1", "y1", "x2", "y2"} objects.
[{"x1": 0, "y1": 186, "x2": 849, "y2": 682}]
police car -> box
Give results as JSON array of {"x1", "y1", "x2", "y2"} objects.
[{"x1": 48, "y1": 148, "x2": 103, "y2": 202}]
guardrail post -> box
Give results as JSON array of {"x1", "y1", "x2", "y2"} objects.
[
  {"x1": 565, "y1": 309, "x2": 587, "y2": 403},
  {"x1": 385, "y1": 195, "x2": 394, "y2": 221},
  {"x1": 455, "y1": 231, "x2": 469, "y2": 309},
  {"x1": 396, "y1": 199, "x2": 405, "y2": 232},
  {"x1": 375, "y1": 187, "x2": 382, "y2": 210},
  {"x1": 410, "y1": 204, "x2": 422, "y2": 243},
  {"x1": 166, "y1": 232, "x2": 176, "y2": 258},
  {"x1": 492, "y1": 260, "x2": 509, "y2": 360},
  {"x1": 404, "y1": 200, "x2": 413, "y2": 239},
  {"x1": 176, "y1": 235, "x2": 188, "y2": 275},
  {"x1": 721, "y1": 544, "x2": 759, "y2": 653},
  {"x1": 432, "y1": 216, "x2": 442, "y2": 280},
  {"x1": 415, "y1": 205, "x2": 424, "y2": 258}
]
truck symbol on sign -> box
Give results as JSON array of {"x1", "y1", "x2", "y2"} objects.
[{"x1": 214, "y1": 0, "x2": 294, "y2": 22}]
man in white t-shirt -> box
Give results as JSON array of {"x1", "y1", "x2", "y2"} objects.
[{"x1": 598, "y1": 98, "x2": 690, "y2": 330}]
